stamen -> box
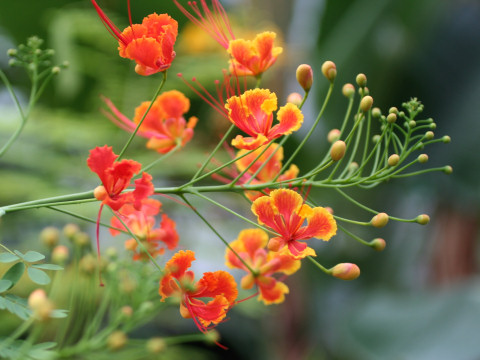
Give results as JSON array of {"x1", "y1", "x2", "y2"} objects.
[{"x1": 91, "y1": 0, "x2": 127, "y2": 44}]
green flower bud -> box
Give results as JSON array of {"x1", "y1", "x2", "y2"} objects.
[
  {"x1": 52, "y1": 245, "x2": 69, "y2": 265},
  {"x1": 442, "y1": 135, "x2": 451, "y2": 144},
  {"x1": 360, "y1": 96, "x2": 373, "y2": 112},
  {"x1": 327, "y1": 129, "x2": 341, "y2": 143},
  {"x1": 330, "y1": 140, "x2": 346, "y2": 161},
  {"x1": 388, "y1": 154, "x2": 400, "y2": 167},
  {"x1": 409, "y1": 120, "x2": 416, "y2": 128},
  {"x1": 356, "y1": 73, "x2": 367, "y2": 87},
  {"x1": 443, "y1": 166, "x2": 453, "y2": 174},
  {"x1": 348, "y1": 162, "x2": 359, "y2": 172},
  {"x1": 387, "y1": 113, "x2": 397, "y2": 124},
  {"x1": 370, "y1": 238, "x2": 386, "y2": 251},
  {"x1": 429, "y1": 123, "x2": 437, "y2": 129},
  {"x1": 342, "y1": 83, "x2": 355, "y2": 98},
  {"x1": 371, "y1": 212, "x2": 389, "y2": 228},
  {"x1": 372, "y1": 134, "x2": 381, "y2": 144},
  {"x1": 205, "y1": 330, "x2": 221, "y2": 344},
  {"x1": 107, "y1": 331, "x2": 128, "y2": 351},
  {"x1": 296, "y1": 64, "x2": 314, "y2": 91},
  {"x1": 425, "y1": 131, "x2": 434, "y2": 140},
  {"x1": 63, "y1": 223, "x2": 79, "y2": 239},
  {"x1": 51, "y1": 66, "x2": 60, "y2": 74},
  {"x1": 147, "y1": 337, "x2": 166, "y2": 354},
  {"x1": 331, "y1": 263, "x2": 360, "y2": 280},
  {"x1": 388, "y1": 107, "x2": 398, "y2": 114},
  {"x1": 7, "y1": 49, "x2": 17, "y2": 57},
  {"x1": 416, "y1": 214, "x2": 430, "y2": 225},
  {"x1": 40, "y1": 226, "x2": 60, "y2": 248},
  {"x1": 418, "y1": 154, "x2": 428, "y2": 163},
  {"x1": 321, "y1": 61, "x2": 336, "y2": 82},
  {"x1": 372, "y1": 107, "x2": 382, "y2": 118}
]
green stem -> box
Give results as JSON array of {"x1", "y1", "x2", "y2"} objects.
[
  {"x1": 116, "y1": 71, "x2": 167, "y2": 160},
  {"x1": 0, "y1": 317, "x2": 35, "y2": 352},
  {"x1": 306, "y1": 256, "x2": 331, "y2": 275}
]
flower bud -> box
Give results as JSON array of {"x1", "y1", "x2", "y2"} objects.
[
  {"x1": 321, "y1": 61, "x2": 336, "y2": 82},
  {"x1": 372, "y1": 135, "x2": 381, "y2": 144},
  {"x1": 442, "y1": 135, "x2": 451, "y2": 144},
  {"x1": 342, "y1": 83, "x2": 355, "y2": 98},
  {"x1": 107, "y1": 331, "x2": 128, "y2": 351},
  {"x1": 429, "y1": 123, "x2": 437, "y2": 130},
  {"x1": 416, "y1": 214, "x2": 430, "y2": 225},
  {"x1": 327, "y1": 129, "x2": 341, "y2": 143},
  {"x1": 205, "y1": 330, "x2": 221, "y2": 344},
  {"x1": 267, "y1": 238, "x2": 282, "y2": 252},
  {"x1": 371, "y1": 212, "x2": 389, "y2": 228},
  {"x1": 147, "y1": 337, "x2": 166, "y2": 354},
  {"x1": 296, "y1": 64, "x2": 314, "y2": 91},
  {"x1": 418, "y1": 154, "x2": 428, "y2": 163},
  {"x1": 331, "y1": 263, "x2": 360, "y2": 280},
  {"x1": 28, "y1": 289, "x2": 54, "y2": 321},
  {"x1": 443, "y1": 166, "x2": 453, "y2": 174},
  {"x1": 387, "y1": 154, "x2": 400, "y2": 167},
  {"x1": 73, "y1": 232, "x2": 90, "y2": 247},
  {"x1": 51, "y1": 66, "x2": 61, "y2": 74},
  {"x1": 121, "y1": 306, "x2": 133, "y2": 318},
  {"x1": 7, "y1": 49, "x2": 17, "y2": 57},
  {"x1": 63, "y1": 223, "x2": 79, "y2": 240},
  {"x1": 425, "y1": 131, "x2": 434, "y2": 140},
  {"x1": 370, "y1": 238, "x2": 386, "y2": 251},
  {"x1": 386, "y1": 113, "x2": 397, "y2": 124},
  {"x1": 372, "y1": 107, "x2": 381, "y2": 118},
  {"x1": 330, "y1": 140, "x2": 346, "y2": 161},
  {"x1": 287, "y1": 92, "x2": 303, "y2": 106},
  {"x1": 359, "y1": 86, "x2": 369, "y2": 96},
  {"x1": 348, "y1": 162, "x2": 359, "y2": 173},
  {"x1": 324, "y1": 207, "x2": 334, "y2": 215},
  {"x1": 79, "y1": 254, "x2": 97, "y2": 275},
  {"x1": 93, "y1": 185, "x2": 107, "y2": 201},
  {"x1": 52, "y1": 245, "x2": 69, "y2": 264},
  {"x1": 105, "y1": 247, "x2": 118, "y2": 260},
  {"x1": 356, "y1": 73, "x2": 367, "y2": 87},
  {"x1": 62, "y1": 60, "x2": 70, "y2": 68},
  {"x1": 40, "y1": 226, "x2": 60, "y2": 248},
  {"x1": 409, "y1": 120, "x2": 416, "y2": 128},
  {"x1": 360, "y1": 96, "x2": 373, "y2": 112}
]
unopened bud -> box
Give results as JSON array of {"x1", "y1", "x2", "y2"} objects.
[
  {"x1": 387, "y1": 113, "x2": 397, "y2": 124},
  {"x1": 105, "y1": 247, "x2": 118, "y2": 260},
  {"x1": 442, "y1": 135, "x2": 451, "y2": 144},
  {"x1": 356, "y1": 74, "x2": 367, "y2": 87},
  {"x1": 324, "y1": 207, "x2": 334, "y2": 215},
  {"x1": 73, "y1": 232, "x2": 90, "y2": 247},
  {"x1": 79, "y1": 254, "x2": 97, "y2": 275},
  {"x1": 147, "y1": 337, "x2": 166, "y2": 354},
  {"x1": 371, "y1": 212, "x2": 389, "y2": 228},
  {"x1": 327, "y1": 129, "x2": 341, "y2": 143},
  {"x1": 52, "y1": 245, "x2": 69, "y2": 264},
  {"x1": 121, "y1": 306, "x2": 133, "y2": 318},
  {"x1": 62, "y1": 61, "x2": 70, "y2": 68},
  {"x1": 7, "y1": 49, "x2": 17, "y2": 56},
  {"x1": 342, "y1": 83, "x2": 355, "y2": 98},
  {"x1": 429, "y1": 123, "x2": 437, "y2": 130},
  {"x1": 40, "y1": 226, "x2": 60, "y2": 248},
  {"x1": 360, "y1": 96, "x2": 373, "y2": 112},
  {"x1": 409, "y1": 120, "x2": 416, "y2": 128},
  {"x1": 418, "y1": 154, "x2": 428, "y2": 163},
  {"x1": 330, "y1": 140, "x2": 346, "y2": 161},
  {"x1": 372, "y1": 107, "x2": 381, "y2": 118},
  {"x1": 321, "y1": 61, "x2": 336, "y2": 82},
  {"x1": 370, "y1": 238, "x2": 386, "y2": 251},
  {"x1": 63, "y1": 223, "x2": 79, "y2": 239},
  {"x1": 360, "y1": 86, "x2": 369, "y2": 96},
  {"x1": 387, "y1": 154, "x2": 400, "y2": 167},
  {"x1": 108, "y1": 331, "x2": 128, "y2": 351},
  {"x1": 416, "y1": 214, "x2": 430, "y2": 225},
  {"x1": 348, "y1": 162, "x2": 359, "y2": 172},
  {"x1": 425, "y1": 131, "x2": 434, "y2": 140},
  {"x1": 93, "y1": 185, "x2": 107, "y2": 201},
  {"x1": 267, "y1": 238, "x2": 282, "y2": 252},
  {"x1": 51, "y1": 66, "x2": 60, "y2": 74},
  {"x1": 205, "y1": 330, "x2": 221, "y2": 344},
  {"x1": 388, "y1": 107, "x2": 398, "y2": 114},
  {"x1": 372, "y1": 135, "x2": 381, "y2": 144},
  {"x1": 331, "y1": 263, "x2": 360, "y2": 280},
  {"x1": 287, "y1": 92, "x2": 303, "y2": 106},
  {"x1": 296, "y1": 64, "x2": 313, "y2": 91},
  {"x1": 28, "y1": 289, "x2": 54, "y2": 321}
]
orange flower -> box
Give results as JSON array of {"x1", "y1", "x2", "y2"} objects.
[
  {"x1": 91, "y1": 1, "x2": 178, "y2": 76},
  {"x1": 110, "y1": 199, "x2": 179, "y2": 261},
  {"x1": 225, "y1": 89, "x2": 303, "y2": 150},
  {"x1": 225, "y1": 229, "x2": 300, "y2": 304},
  {"x1": 251, "y1": 189, "x2": 337, "y2": 258},
  {"x1": 102, "y1": 90, "x2": 198, "y2": 154},
  {"x1": 174, "y1": 1, "x2": 282, "y2": 76},
  {"x1": 228, "y1": 32, "x2": 283, "y2": 77},
  {"x1": 159, "y1": 250, "x2": 238, "y2": 332}
]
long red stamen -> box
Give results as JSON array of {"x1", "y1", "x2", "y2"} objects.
[{"x1": 91, "y1": 0, "x2": 127, "y2": 44}]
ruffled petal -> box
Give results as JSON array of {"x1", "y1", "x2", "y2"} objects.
[{"x1": 257, "y1": 276, "x2": 289, "y2": 305}]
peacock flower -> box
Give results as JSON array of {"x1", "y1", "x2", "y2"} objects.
[
  {"x1": 159, "y1": 250, "x2": 238, "y2": 332},
  {"x1": 228, "y1": 32, "x2": 283, "y2": 77},
  {"x1": 102, "y1": 90, "x2": 198, "y2": 154},
  {"x1": 251, "y1": 189, "x2": 337, "y2": 258},
  {"x1": 225, "y1": 229, "x2": 300, "y2": 305},
  {"x1": 225, "y1": 89, "x2": 303, "y2": 150},
  {"x1": 110, "y1": 199, "x2": 179, "y2": 261},
  {"x1": 91, "y1": 1, "x2": 178, "y2": 76}
]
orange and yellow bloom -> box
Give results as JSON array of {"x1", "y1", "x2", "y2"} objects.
[
  {"x1": 251, "y1": 189, "x2": 337, "y2": 258},
  {"x1": 225, "y1": 229, "x2": 300, "y2": 304},
  {"x1": 91, "y1": 1, "x2": 178, "y2": 76},
  {"x1": 226, "y1": 89, "x2": 303, "y2": 150},
  {"x1": 159, "y1": 250, "x2": 238, "y2": 332},
  {"x1": 110, "y1": 199, "x2": 179, "y2": 261},
  {"x1": 103, "y1": 90, "x2": 198, "y2": 154},
  {"x1": 228, "y1": 32, "x2": 283, "y2": 77}
]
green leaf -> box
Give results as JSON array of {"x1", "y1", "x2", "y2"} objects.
[
  {"x1": 13, "y1": 250, "x2": 24, "y2": 259},
  {"x1": 32, "y1": 264, "x2": 63, "y2": 271},
  {"x1": 1, "y1": 262, "x2": 26, "y2": 290},
  {"x1": 0, "y1": 294, "x2": 31, "y2": 320},
  {"x1": 0, "y1": 253, "x2": 20, "y2": 263},
  {"x1": 0, "y1": 279, "x2": 12, "y2": 293},
  {"x1": 23, "y1": 251, "x2": 45, "y2": 263},
  {"x1": 50, "y1": 309, "x2": 68, "y2": 318},
  {"x1": 27, "y1": 267, "x2": 51, "y2": 285}
]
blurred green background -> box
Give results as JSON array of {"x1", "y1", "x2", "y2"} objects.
[{"x1": 0, "y1": 0, "x2": 479, "y2": 359}]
